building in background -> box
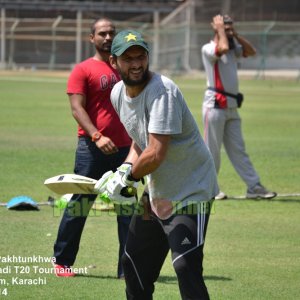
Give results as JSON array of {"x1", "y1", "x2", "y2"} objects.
[{"x1": 0, "y1": 0, "x2": 299, "y2": 73}]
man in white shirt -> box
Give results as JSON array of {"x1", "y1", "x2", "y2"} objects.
[{"x1": 202, "y1": 15, "x2": 276, "y2": 200}]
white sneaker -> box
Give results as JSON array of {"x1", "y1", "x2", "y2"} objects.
[
  {"x1": 246, "y1": 183, "x2": 277, "y2": 199},
  {"x1": 215, "y1": 191, "x2": 228, "y2": 200}
]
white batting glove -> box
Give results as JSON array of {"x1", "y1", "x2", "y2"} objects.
[
  {"x1": 94, "y1": 162, "x2": 133, "y2": 194},
  {"x1": 106, "y1": 163, "x2": 138, "y2": 202},
  {"x1": 94, "y1": 163, "x2": 138, "y2": 204},
  {"x1": 94, "y1": 170, "x2": 114, "y2": 194},
  {"x1": 98, "y1": 189, "x2": 137, "y2": 204}
]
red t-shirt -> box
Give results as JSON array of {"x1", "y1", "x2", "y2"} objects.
[{"x1": 67, "y1": 58, "x2": 131, "y2": 148}]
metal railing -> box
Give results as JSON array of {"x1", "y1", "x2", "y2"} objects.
[{"x1": 1, "y1": 15, "x2": 299, "y2": 74}]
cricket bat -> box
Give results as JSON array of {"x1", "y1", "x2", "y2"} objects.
[
  {"x1": 44, "y1": 174, "x2": 137, "y2": 198},
  {"x1": 44, "y1": 174, "x2": 97, "y2": 195}
]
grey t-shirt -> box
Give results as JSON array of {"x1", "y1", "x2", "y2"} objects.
[{"x1": 111, "y1": 73, "x2": 218, "y2": 218}]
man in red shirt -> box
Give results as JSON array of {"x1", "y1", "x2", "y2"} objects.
[{"x1": 52, "y1": 18, "x2": 132, "y2": 278}]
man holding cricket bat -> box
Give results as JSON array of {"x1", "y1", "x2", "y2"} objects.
[
  {"x1": 52, "y1": 18, "x2": 132, "y2": 278},
  {"x1": 95, "y1": 29, "x2": 219, "y2": 299}
]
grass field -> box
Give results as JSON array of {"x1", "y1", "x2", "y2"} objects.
[{"x1": 0, "y1": 71, "x2": 299, "y2": 299}]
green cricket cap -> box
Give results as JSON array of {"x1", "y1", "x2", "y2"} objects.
[{"x1": 111, "y1": 29, "x2": 149, "y2": 56}]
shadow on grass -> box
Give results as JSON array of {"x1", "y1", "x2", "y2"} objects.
[
  {"x1": 75, "y1": 274, "x2": 122, "y2": 280},
  {"x1": 157, "y1": 275, "x2": 232, "y2": 284},
  {"x1": 76, "y1": 273, "x2": 232, "y2": 283},
  {"x1": 204, "y1": 275, "x2": 232, "y2": 281},
  {"x1": 256, "y1": 198, "x2": 300, "y2": 203},
  {"x1": 222, "y1": 198, "x2": 300, "y2": 203}
]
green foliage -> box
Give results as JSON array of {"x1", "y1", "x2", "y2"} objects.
[{"x1": 0, "y1": 72, "x2": 299, "y2": 299}]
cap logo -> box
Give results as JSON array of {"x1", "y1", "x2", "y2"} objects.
[{"x1": 125, "y1": 33, "x2": 137, "y2": 42}]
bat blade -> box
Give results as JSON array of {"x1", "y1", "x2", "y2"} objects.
[{"x1": 44, "y1": 174, "x2": 97, "y2": 195}]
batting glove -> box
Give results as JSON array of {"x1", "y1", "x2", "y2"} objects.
[
  {"x1": 94, "y1": 162, "x2": 133, "y2": 194},
  {"x1": 94, "y1": 163, "x2": 138, "y2": 203},
  {"x1": 106, "y1": 163, "x2": 139, "y2": 201},
  {"x1": 94, "y1": 170, "x2": 114, "y2": 194}
]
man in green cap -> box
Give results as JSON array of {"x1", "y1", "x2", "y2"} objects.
[{"x1": 96, "y1": 29, "x2": 218, "y2": 299}]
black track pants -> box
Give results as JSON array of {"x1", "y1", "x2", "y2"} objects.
[{"x1": 122, "y1": 202, "x2": 211, "y2": 300}]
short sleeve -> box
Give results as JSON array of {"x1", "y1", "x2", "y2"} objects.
[
  {"x1": 148, "y1": 89, "x2": 183, "y2": 135},
  {"x1": 67, "y1": 64, "x2": 86, "y2": 95}
]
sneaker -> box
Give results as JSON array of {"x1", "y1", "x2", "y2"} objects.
[
  {"x1": 246, "y1": 183, "x2": 277, "y2": 199},
  {"x1": 53, "y1": 264, "x2": 75, "y2": 277},
  {"x1": 214, "y1": 191, "x2": 228, "y2": 200}
]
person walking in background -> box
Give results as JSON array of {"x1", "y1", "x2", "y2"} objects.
[
  {"x1": 96, "y1": 29, "x2": 219, "y2": 299},
  {"x1": 201, "y1": 14, "x2": 276, "y2": 200},
  {"x1": 52, "y1": 18, "x2": 132, "y2": 278}
]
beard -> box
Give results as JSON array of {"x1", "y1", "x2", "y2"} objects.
[
  {"x1": 228, "y1": 37, "x2": 235, "y2": 50},
  {"x1": 117, "y1": 64, "x2": 150, "y2": 87},
  {"x1": 95, "y1": 43, "x2": 111, "y2": 53}
]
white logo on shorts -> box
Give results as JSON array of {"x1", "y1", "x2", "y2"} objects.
[{"x1": 181, "y1": 237, "x2": 191, "y2": 245}]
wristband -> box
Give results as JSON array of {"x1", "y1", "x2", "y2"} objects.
[
  {"x1": 91, "y1": 131, "x2": 102, "y2": 142},
  {"x1": 127, "y1": 171, "x2": 140, "y2": 182}
]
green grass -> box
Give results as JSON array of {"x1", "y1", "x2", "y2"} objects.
[{"x1": 0, "y1": 71, "x2": 300, "y2": 299}]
